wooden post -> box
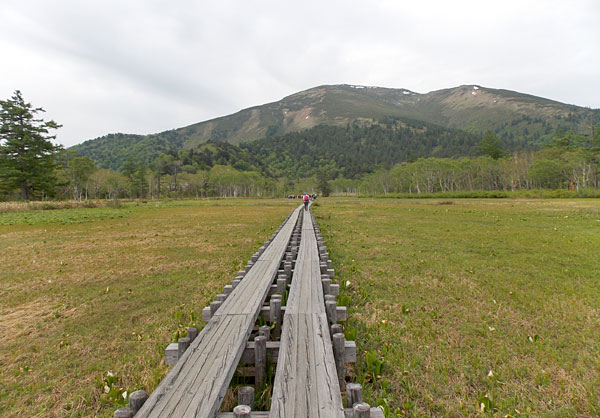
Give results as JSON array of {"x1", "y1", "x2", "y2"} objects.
[
  {"x1": 284, "y1": 261, "x2": 292, "y2": 281},
  {"x1": 210, "y1": 300, "x2": 221, "y2": 316},
  {"x1": 245, "y1": 262, "x2": 253, "y2": 272},
  {"x1": 233, "y1": 404, "x2": 251, "y2": 417},
  {"x1": 238, "y1": 385, "x2": 255, "y2": 410},
  {"x1": 216, "y1": 293, "x2": 227, "y2": 302},
  {"x1": 129, "y1": 390, "x2": 148, "y2": 413},
  {"x1": 353, "y1": 402, "x2": 371, "y2": 417},
  {"x1": 254, "y1": 336, "x2": 267, "y2": 388},
  {"x1": 320, "y1": 262, "x2": 328, "y2": 274},
  {"x1": 279, "y1": 273, "x2": 289, "y2": 287},
  {"x1": 202, "y1": 306, "x2": 212, "y2": 321},
  {"x1": 325, "y1": 300, "x2": 337, "y2": 327},
  {"x1": 259, "y1": 325, "x2": 270, "y2": 341},
  {"x1": 251, "y1": 253, "x2": 259, "y2": 262},
  {"x1": 178, "y1": 337, "x2": 190, "y2": 358},
  {"x1": 277, "y1": 277, "x2": 286, "y2": 297},
  {"x1": 187, "y1": 327, "x2": 198, "y2": 343},
  {"x1": 331, "y1": 323, "x2": 343, "y2": 338},
  {"x1": 270, "y1": 298, "x2": 282, "y2": 339},
  {"x1": 333, "y1": 332, "x2": 345, "y2": 390},
  {"x1": 232, "y1": 279, "x2": 241, "y2": 288},
  {"x1": 325, "y1": 294, "x2": 336, "y2": 302},
  {"x1": 224, "y1": 285, "x2": 233, "y2": 295},
  {"x1": 113, "y1": 408, "x2": 133, "y2": 418},
  {"x1": 346, "y1": 383, "x2": 362, "y2": 408},
  {"x1": 322, "y1": 278, "x2": 331, "y2": 294}
]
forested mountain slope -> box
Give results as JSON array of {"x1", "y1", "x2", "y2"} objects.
[
  {"x1": 244, "y1": 119, "x2": 482, "y2": 179},
  {"x1": 71, "y1": 84, "x2": 600, "y2": 171}
]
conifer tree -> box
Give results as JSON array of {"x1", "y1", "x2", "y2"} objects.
[
  {"x1": 0, "y1": 90, "x2": 62, "y2": 199},
  {"x1": 478, "y1": 130, "x2": 506, "y2": 160}
]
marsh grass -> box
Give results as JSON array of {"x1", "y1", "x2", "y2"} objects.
[
  {"x1": 315, "y1": 198, "x2": 600, "y2": 416},
  {"x1": 0, "y1": 199, "x2": 295, "y2": 417}
]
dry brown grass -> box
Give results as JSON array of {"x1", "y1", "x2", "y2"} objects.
[{"x1": 0, "y1": 200, "x2": 105, "y2": 213}]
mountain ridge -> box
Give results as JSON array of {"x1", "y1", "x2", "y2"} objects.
[{"x1": 71, "y1": 84, "x2": 600, "y2": 170}]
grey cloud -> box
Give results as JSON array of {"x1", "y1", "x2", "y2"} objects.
[{"x1": 0, "y1": 0, "x2": 598, "y2": 147}]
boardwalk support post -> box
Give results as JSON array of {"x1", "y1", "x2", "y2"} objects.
[
  {"x1": 178, "y1": 337, "x2": 190, "y2": 358},
  {"x1": 346, "y1": 383, "x2": 362, "y2": 408},
  {"x1": 129, "y1": 390, "x2": 148, "y2": 413},
  {"x1": 326, "y1": 300, "x2": 338, "y2": 326},
  {"x1": 259, "y1": 325, "x2": 270, "y2": 340},
  {"x1": 333, "y1": 332, "x2": 345, "y2": 390},
  {"x1": 353, "y1": 402, "x2": 371, "y2": 417},
  {"x1": 187, "y1": 327, "x2": 198, "y2": 343},
  {"x1": 270, "y1": 298, "x2": 282, "y2": 339},
  {"x1": 113, "y1": 408, "x2": 133, "y2": 418},
  {"x1": 238, "y1": 386, "x2": 255, "y2": 410},
  {"x1": 233, "y1": 404, "x2": 251, "y2": 417},
  {"x1": 255, "y1": 335, "x2": 267, "y2": 388}
]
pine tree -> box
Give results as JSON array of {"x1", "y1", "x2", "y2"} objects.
[
  {"x1": 0, "y1": 90, "x2": 62, "y2": 199},
  {"x1": 478, "y1": 130, "x2": 506, "y2": 160}
]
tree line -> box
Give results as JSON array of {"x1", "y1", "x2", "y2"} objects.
[{"x1": 1, "y1": 91, "x2": 599, "y2": 201}]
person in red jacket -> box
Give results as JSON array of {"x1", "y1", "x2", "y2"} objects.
[{"x1": 303, "y1": 193, "x2": 310, "y2": 210}]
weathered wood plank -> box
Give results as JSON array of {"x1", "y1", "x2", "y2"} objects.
[
  {"x1": 238, "y1": 340, "x2": 356, "y2": 365},
  {"x1": 219, "y1": 408, "x2": 384, "y2": 417},
  {"x1": 256, "y1": 305, "x2": 347, "y2": 323},
  {"x1": 137, "y1": 207, "x2": 302, "y2": 418},
  {"x1": 270, "y1": 211, "x2": 345, "y2": 417}
]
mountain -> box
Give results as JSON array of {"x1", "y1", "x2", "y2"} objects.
[{"x1": 71, "y1": 84, "x2": 600, "y2": 170}]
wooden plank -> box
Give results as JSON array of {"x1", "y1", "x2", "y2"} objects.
[
  {"x1": 137, "y1": 207, "x2": 302, "y2": 418},
  {"x1": 238, "y1": 340, "x2": 356, "y2": 365},
  {"x1": 270, "y1": 212, "x2": 345, "y2": 417},
  {"x1": 256, "y1": 305, "x2": 347, "y2": 322},
  {"x1": 218, "y1": 408, "x2": 384, "y2": 417}
]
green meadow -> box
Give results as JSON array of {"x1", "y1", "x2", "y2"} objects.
[
  {"x1": 1, "y1": 198, "x2": 599, "y2": 416},
  {"x1": 314, "y1": 198, "x2": 600, "y2": 416}
]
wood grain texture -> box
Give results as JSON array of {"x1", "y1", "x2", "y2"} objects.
[
  {"x1": 270, "y1": 212, "x2": 345, "y2": 417},
  {"x1": 137, "y1": 206, "x2": 302, "y2": 418},
  {"x1": 219, "y1": 409, "x2": 384, "y2": 418}
]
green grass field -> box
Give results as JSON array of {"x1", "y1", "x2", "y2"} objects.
[
  {"x1": 1, "y1": 198, "x2": 599, "y2": 417},
  {"x1": 314, "y1": 198, "x2": 600, "y2": 416}
]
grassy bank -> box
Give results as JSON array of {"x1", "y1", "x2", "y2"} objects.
[
  {"x1": 0, "y1": 199, "x2": 296, "y2": 417},
  {"x1": 314, "y1": 198, "x2": 600, "y2": 416}
]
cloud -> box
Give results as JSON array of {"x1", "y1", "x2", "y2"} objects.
[{"x1": 0, "y1": 0, "x2": 598, "y2": 147}]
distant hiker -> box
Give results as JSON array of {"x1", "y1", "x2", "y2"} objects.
[{"x1": 303, "y1": 193, "x2": 310, "y2": 210}]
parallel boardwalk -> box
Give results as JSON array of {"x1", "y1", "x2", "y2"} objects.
[
  {"x1": 136, "y1": 207, "x2": 302, "y2": 418},
  {"x1": 270, "y1": 210, "x2": 345, "y2": 417}
]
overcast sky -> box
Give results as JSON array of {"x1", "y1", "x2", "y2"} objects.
[{"x1": 1, "y1": 0, "x2": 598, "y2": 147}]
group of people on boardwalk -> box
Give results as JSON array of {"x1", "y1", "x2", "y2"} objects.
[
  {"x1": 286, "y1": 193, "x2": 318, "y2": 200},
  {"x1": 286, "y1": 193, "x2": 317, "y2": 210}
]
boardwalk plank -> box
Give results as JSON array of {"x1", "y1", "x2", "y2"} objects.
[
  {"x1": 270, "y1": 211, "x2": 345, "y2": 417},
  {"x1": 137, "y1": 207, "x2": 302, "y2": 418}
]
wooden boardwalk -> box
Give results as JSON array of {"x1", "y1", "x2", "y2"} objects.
[
  {"x1": 122, "y1": 205, "x2": 382, "y2": 418},
  {"x1": 136, "y1": 207, "x2": 302, "y2": 418},
  {"x1": 270, "y1": 210, "x2": 344, "y2": 417}
]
